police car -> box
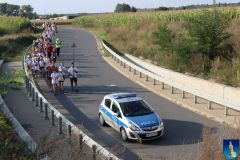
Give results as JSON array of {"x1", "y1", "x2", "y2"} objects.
[{"x1": 98, "y1": 93, "x2": 164, "y2": 142}]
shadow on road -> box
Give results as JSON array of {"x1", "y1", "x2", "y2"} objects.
[{"x1": 63, "y1": 85, "x2": 148, "y2": 95}]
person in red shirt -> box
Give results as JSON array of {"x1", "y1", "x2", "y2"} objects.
[{"x1": 46, "y1": 46, "x2": 53, "y2": 59}]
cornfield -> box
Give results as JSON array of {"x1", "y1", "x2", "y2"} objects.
[
  {"x1": 0, "y1": 16, "x2": 31, "y2": 36},
  {"x1": 73, "y1": 7, "x2": 240, "y2": 27}
]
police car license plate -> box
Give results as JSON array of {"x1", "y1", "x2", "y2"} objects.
[{"x1": 146, "y1": 132, "x2": 158, "y2": 138}]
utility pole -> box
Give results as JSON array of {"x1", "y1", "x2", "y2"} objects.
[{"x1": 71, "y1": 43, "x2": 76, "y2": 64}]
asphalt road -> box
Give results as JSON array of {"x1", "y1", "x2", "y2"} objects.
[{"x1": 53, "y1": 28, "x2": 224, "y2": 159}]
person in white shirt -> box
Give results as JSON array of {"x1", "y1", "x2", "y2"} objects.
[
  {"x1": 39, "y1": 58, "x2": 45, "y2": 76},
  {"x1": 34, "y1": 60, "x2": 40, "y2": 78},
  {"x1": 51, "y1": 70, "x2": 59, "y2": 93},
  {"x1": 25, "y1": 55, "x2": 32, "y2": 71},
  {"x1": 68, "y1": 63, "x2": 78, "y2": 91}
]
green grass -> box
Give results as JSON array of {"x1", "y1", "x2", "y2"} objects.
[
  {"x1": 0, "y1": 16, "x2": 31, "y2": 36},
  {"x1": 73, "y1": 7, "x2": 240, "y2": 27},
  {"x1": 0, "y1": 16, "x2": 35, "y2": 62},
  {"x1": 0, "y1": 114, "x2": 30, "y2": 159},
  {"x1": 0, "y1": 34, "x2": 35, "y2": 62}
]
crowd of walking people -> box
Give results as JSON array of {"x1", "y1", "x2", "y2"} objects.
[{"x1": 25, "y1": 22, "x2": 79, "y2": 94}]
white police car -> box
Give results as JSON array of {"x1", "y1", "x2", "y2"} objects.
[{"x1": 98, "y1": 93, "x2": 164, "y2": 142}]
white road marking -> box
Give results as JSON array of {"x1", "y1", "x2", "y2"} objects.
[{"x1": 106, "y1": 84, "x2": 117, "y2": 87}]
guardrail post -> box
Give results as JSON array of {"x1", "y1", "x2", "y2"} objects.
[
  {"x1": 194, "y1": 95, "x2": 197, "y2": 104},
  {"x1": 182, "y1": 91, "x2": 185, "y2": 99},
  {"x1": 92, "y1": 145, "x2": 97, "y2": 160},
  {"x1": 79, "y1": 133, "x2": 83, "y2": 151},
  {"x1": 171, "y1": 86, "x2": 174, "y2": 94},
  {"x1": 129, "y1": 66, "x2": 131, "y2": 72},
  {"x1": 120, "y1": 61, "x2": 122, "y2": 66},
  {"x1": 146, "y1": 75, "x2": 149, "y2": 81},
  {"x1": 123, "y1": 63, "x2": 126, "y2": 68},
  {"x1": 29, "y1": 83, "x2": 32, "y2": 96},
  {"x1": 114, "y1": 57, "x2": 116, "y2": 61},
  {"x1": 39, "y1": 98, "x2": 43, "y2": 112},
  {"x1": 139, "y1": 72, "x2": 142, "y2": 78},
  {"x1": 26, "y1": 79, "x2": 29, "y2": 92},
  {"x1": 25, "y1": 77, "x2": 28, "y2": 89},
  {"x1": 51, "y1": 110, "x2": 55, "y2": 126},
  {"x1": 68, "y1": 125, "x2": 72, "y2": 138},
  {"x1": 35, "y1": 92, "x2": 39, "y2": 107},
  {"x1": 58, "y1": 117, "x2": 62, "y2": 135},
  {"x1": 153, "y1": 79, "x2": 156, "y2": 85},
  {"x1": 161, "y1": 82, "x2": 164, "y2": 90},
  {"x1": 224, "y1": 107, "x2": 228, "y2": 116},
  {"x1": 32, "y1": 88, "x2": 35, "y2": 101},
  {"x1": 134, "y1": 69, "x2": 136, "y2": 75},
  {"x1": 208, "y1": 101, "x2": 212, "y2": 110},
  {"x1": 44, "y1": 103, "x2": 49, "y2": 120}
]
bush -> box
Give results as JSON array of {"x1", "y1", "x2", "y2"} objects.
[
  {"x1": 185, "y1": 10, "x2": 231, "y2": 61},
  {"x1": 153, "y1": 24, "x2": 173, "y2": 54}
]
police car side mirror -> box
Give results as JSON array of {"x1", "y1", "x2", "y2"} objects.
[
  {"x1": 117, "y1": 112, "x2": 122, "y2": 118},
  {"x1": 113, "y1": 112, "x2": 121, "y2": 118},
  {"x1": 112, "y1": 112, "x2": 118, "y2": 117}
]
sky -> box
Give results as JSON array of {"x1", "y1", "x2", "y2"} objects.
[{"x1": 0, "y1": 0, "x2": 239, "y2": 14}]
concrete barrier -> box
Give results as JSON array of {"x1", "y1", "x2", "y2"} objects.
[
  {"x1": 102, "y1": 42, "x2": 240, "y2": 113},
  {"x1": 0, "y1": 59, "x2": 37, "y2": 153},
  {"x1": 0, "y1": 96, "x2": 37, "y2": 152},
  {"x1": 125, "y1": 54, "x2": 240, "y2": 108}
]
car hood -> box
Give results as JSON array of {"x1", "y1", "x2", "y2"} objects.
[{"x1": 127, "y1": 113, "x2": 160, "y2": 128}]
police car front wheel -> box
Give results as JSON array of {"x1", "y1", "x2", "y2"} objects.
[
  {"x1": 120, "y1": 128, "x2": 128, "y2": 141},
  {"x1": 99, "y1": 114, "x2": 106, "y2": 126}
]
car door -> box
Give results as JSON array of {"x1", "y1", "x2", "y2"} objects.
[
  {"x1": 110, "y1": 101, "x2": 122, "y2": 131},
  {"x1": 101, "y1": 98, "x2": 113, "y2": 125}
]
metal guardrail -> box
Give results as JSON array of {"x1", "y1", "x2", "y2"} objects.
[
  {"x1": 102, "y1": 41, "x2": 240, "y2": 116},
  {"x1": 23, "y1": 47, "x2": 119, "y2": 160}
]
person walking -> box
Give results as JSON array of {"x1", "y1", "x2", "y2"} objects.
[
  {"x1": 51, "y1": 70, "x2": 59, "y2": 94},
  {"x1": 58, "y1": 71, "x2": 65, "y2": 92},
  {"x1": 55, "y1": 38, "x2": 61, "y2": 57},
  {"x1": 39, "y1": 58, "x2": 45, "y2": 77},
  {"x1": 68, "y1": 63, "x2": 78, "y2": 91},
  {"x1": 58, "y1": 63, "x2": 67, "y2": 92}
]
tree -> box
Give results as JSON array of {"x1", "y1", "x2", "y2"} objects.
[
  {"x1": 185, "y1": 10, "x2": 231, "y2": 61},
  {"x1": 20, "y1": 4, "x2": 37, "y2": 19},
  {"x1": 0, "y1": 3, "x2": 7, "y2": 15},
  {"x1": 131, "y1": 6, "x2": 137, "y2": 12},
  {"x1": 114, "y1": 3, "x2": 132, "y2": 13},
  {"x1": 0, "y1": 3, "x2": 20, "y2": 16},
  {"x1": 155, "y1": 7, "x2": 169, "y2": 11},
  {"x1": 8, "y1": 4, "x2": 20, "y2": 16}
]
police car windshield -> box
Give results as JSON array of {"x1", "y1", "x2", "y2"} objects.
[{"x1": 120, "y1": 100, "x2": 153, "y2": 117}]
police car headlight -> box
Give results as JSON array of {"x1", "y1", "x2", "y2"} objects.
[
  {"x1": 130, "y1": 125, "x2": 140, "y2": 131},
  {"x1": 129, "y1": 122, "x2": 140, "y2": 131},
  {"x1": 159, "y1": 121, "x2": 164, "y2": 127}
]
